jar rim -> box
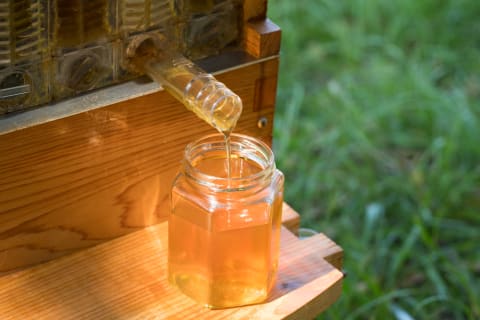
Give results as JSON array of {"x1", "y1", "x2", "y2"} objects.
[{"x1": 183, "y1": 133, "x2": 275, "y2": 191}]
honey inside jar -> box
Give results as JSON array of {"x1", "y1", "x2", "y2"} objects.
[{"x1": 168, "y1": 134, "x2": 284, "y2": 308}]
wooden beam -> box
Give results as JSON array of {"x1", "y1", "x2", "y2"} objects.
[{"x1": 244, "y1": 19, "x2": 281, "y2": 58}]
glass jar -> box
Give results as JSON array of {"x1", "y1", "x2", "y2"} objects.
[{"x1": 168, "y1": 133, "x2": 284, "y2": 308}]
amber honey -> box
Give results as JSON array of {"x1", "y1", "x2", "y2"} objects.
[
  {"x1": 169, "y1": 202, "x2": 277, "y2": 307},
  {"x1": 169, "y1": 134, "x2": 284, "y2": 308}
]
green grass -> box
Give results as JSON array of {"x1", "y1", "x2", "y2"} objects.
[{"x1": 268, "y1": 0, "x2": 480, "y2": 319}]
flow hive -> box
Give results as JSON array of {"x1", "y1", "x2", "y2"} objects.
[{"x1": 0, "y1": 1, "x2": 343, "y2": 318}]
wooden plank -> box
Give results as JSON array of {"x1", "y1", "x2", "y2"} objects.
[
  {"x1": 0, "y1": 220, "x2": 343, "y2": 319},
  {"x1": 244, "y1": 19, "x2": 281, "y2": 58},
  {"x1": 0, "y1": 58, "x2": 280, "y2": 273},
  {"x1": 281, "y1": 205, "x2": 342, "y2": 269},
  {"x1": 281, "y1": 202, "x2": 300, "y2": 234}
]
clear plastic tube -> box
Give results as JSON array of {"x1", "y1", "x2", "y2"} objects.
[{"x1": 125, "y1": 33, "x2": 242, "y2": 134}]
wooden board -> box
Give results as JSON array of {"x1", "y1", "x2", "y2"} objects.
[
  {"x1": 281, "y1": 203, "x2": 300, "y2": 235},
  {"x1": 0, "y1": 57, "x2": 280, "y2": 274},
  {"x1": 244, "y1": 19, "x2": 281, "y2": 58},
  {"x1": 0, "y1": 210, "x2": 343, "y2": 319}
]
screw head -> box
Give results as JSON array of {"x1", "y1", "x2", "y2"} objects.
[{"x1": 257, "y1": 116, "x2": 268, "y2": 129}]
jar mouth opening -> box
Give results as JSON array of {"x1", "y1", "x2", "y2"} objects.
[{"x1": 183, "y1": 133, "x2": 275, "y2": 190}]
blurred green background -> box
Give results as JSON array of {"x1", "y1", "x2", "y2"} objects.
[{"x1": 268, "y1": 0, "x2": 480, "y2": 319}]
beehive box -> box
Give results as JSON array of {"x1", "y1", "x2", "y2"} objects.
[{"x1": 0, "y1": 1, "x2": 343, "y2": 318}]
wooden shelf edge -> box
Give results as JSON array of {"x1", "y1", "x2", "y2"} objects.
[
  {"x1": 281, "y1": 202, "x2": 300, "y2": 234},
  {"x1": 0, "y1": 205, "x2": 343, "y2": 319}
]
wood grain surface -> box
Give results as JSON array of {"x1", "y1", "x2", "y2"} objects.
[
  {"x1": 281, "y1": 203, "x2": 300, "y2": 235},
  {"x1": 243, "y1": 0, "x2": 268, "y2": 21},
  {"x1": 0, "y1": 214, "x2": 343, "y2": 319},
  {"x1": 244, "y1": 19, "x2": 282, "y2": 58},
  {"x1": 0, "y1": 58, "x2": 280, "y2": 273}
]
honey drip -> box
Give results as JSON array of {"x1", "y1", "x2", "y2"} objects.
[{"x1": 224, "y1": 133, "x2": 232, "y2": 180}]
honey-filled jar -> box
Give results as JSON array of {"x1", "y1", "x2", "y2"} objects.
[{"x1": 168, "y1": 133, "x2": 284, "y2": 308}]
